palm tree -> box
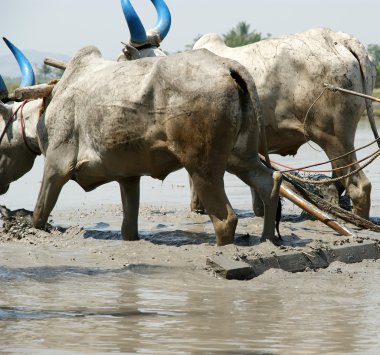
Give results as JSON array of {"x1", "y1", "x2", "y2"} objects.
[{"x1": 224, "y1": 21, "x2": 269, "y2": 47}]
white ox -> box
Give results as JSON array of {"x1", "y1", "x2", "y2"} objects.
[
  {"x1": 193, "y1": 28, "x2": 380, "y2": 219},
  {"x1": 0, "y1": 38, "x2": 40, "y2": 195},
  {"x1": 30, "y1": 46, "x2": 281, "y2": 246}
]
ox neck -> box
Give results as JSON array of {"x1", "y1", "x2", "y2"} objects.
[{"x1": 11, "y1": 100, "x2": 41, "y2": 156}]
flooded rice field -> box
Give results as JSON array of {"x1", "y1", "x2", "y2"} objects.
[{"x1": 0, "y1": 119, "x2": 379, "y2": 354}]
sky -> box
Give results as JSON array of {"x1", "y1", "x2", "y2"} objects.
[{"x1": 1, "y1": 0, "x2": 380, "y2": 60}]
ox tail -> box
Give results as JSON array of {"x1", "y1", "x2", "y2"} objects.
[
  {"x1": 228, "y1": 66, "x2": 271, "y2": 168},
  {"x1": 343, "y1": 35, "x2": 380, "y2": 148}
]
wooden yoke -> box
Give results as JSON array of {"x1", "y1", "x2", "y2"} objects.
[{"x1": 12, "y1": 83, "x2": 55, "y2": 101}]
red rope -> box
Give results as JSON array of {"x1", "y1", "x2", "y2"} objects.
[
  {"x1": 0, "y1": 100, "x2": 32, "y2": 151},
  {"x1": 0, "y1": 102, "x2": 23, "y2": 145},
  {"x1": 274, "y1": 149, "x2": 380, "y2": 173}
]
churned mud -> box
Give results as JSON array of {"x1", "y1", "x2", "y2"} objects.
[{"x1": 0, "y1": 202, "x2": 379, "y2": 274}]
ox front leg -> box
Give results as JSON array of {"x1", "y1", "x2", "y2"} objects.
[
  {"x1": 33, "y1": 158, "x2": 71, "y2": 229},
  {"x1": 189, "y1": 174, "x2": 206, "y2": 214},
  {"x1": 189, "y1": 172, "x2": 237, "y2": 246},
  {"x1": 119, "y1": 177, "x2": 141, "y2": 241}
]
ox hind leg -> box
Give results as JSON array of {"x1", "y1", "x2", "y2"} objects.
[
  {"x1": 190, "y1": 173, "x2": 238, "y2": 246},
  {"x1": 251, "y1": 187, "x2": 265, "y2": 217},
  {"x1": 330, "y1": 151, "x2": 370, "y2": 219},
  {"x1": 187, "y1": 167, "x2": 238, "y2": 246},
  {"x1": 229, "y1": 158, "x2": 282, "y2": 243},
  {"x1": 118, "y1": 176, "x2": 140, "y2": 241},
  {"x1": 33, "y1": 154, "x2": 74, "y2": 229},
  {"x1": 316, "y1": 136, "x2": 371, "y2": 219}
]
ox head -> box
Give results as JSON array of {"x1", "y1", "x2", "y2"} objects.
[
  {"x1": 118, "y1": 0, "x2": 171, "y2": 61},
  {"x1": 0, "y1": 38, "x2": 37, "y2": 195}
]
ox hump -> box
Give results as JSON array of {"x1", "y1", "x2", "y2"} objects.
[{"x1": 193, "y1": 33, "x2": 226, "y2": 51}]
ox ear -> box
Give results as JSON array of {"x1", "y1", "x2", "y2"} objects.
[
  {"x1": 147, "y1": 0, "x2": 171, "y2": 46},
  {"x1": 122, "y1": 43, "x2": 142, "y2": 61},
  {"x1": 0, "y1": 100, "x2": 11, "y2": 118},
  {"x1": 0, "y1": 74, "x2": 8, "y2": 100},
  {"x1": 120, "y1": 0, "x2": 148, "y2": 47},
  {"x1": 3, "y1": 37, "x2": 36, "y2": 88}
]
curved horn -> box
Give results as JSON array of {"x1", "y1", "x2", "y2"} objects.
[
  {"x1": 0, "y1": 74, "x2": 8, "y2": 99},
  {"x1": 3, "y1": 37, "x2": 35, "y2": 87},
  {"x1": 149, "y1": 0, "x2": 171, "y2": 43},
  {"x1": 120, "y1": 0, "x2": 148, "y2": 46}
]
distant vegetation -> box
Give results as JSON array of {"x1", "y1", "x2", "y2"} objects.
[
  {"x1": 4, "y1": 63, "x2": 63, "y2": 91},
  {"x1": 35, "y1": 64, "x2": 64, "y2": 84},
  {"x1": 223, "y1": 22, "x2": 270, "y2": 47},
  {"x1": 186, "y1": 21, "x2": 269, "y2": 50},
  {"x1": 371, "y1": 88, "x2": 380, "y2": 118},
  {"x1": 367, "y1": 45, "x2": 380, "y2": 88}
]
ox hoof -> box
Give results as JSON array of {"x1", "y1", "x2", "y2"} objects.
[{"x1": 216, "y1": 235, "x2": 235, "y2": 247}]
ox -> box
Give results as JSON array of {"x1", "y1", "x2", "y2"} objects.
[
  {"x1": 0, "y1": 38, "x2": 40, "y2": 195},
  {"x1": 119, "y1": 0, "x2": 379, "y2": 220},
  {"x1": 31, "y1": 46, "x2": 281, "y2": 246},
  {"x1": 193, "y1": 28, "x2": 380, "y2": 219}
]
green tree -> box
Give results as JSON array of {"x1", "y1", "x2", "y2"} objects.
[
  {"x1": 185, "y1": 21, "x2": 269, "y2": 50},
  {"x1": 223, "y1": 21, "x2": 269, "y2": 47},
  {"x1": 367, "y1": 44, "x2": 380, "y2": 88}
]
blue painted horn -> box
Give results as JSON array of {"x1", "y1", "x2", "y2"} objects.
[
  {"x1": 0, "y1": 74, "x2": 7, "y2": 98},
  {"x1": 3, "y1": 37, "x2": 35, "y2": 87},
  {"x1": 120, "y1": 0, "x2": 148, "y2": 46},
  {"x1": 150, "y1": 0, "x2": 171, "y2": 42}
]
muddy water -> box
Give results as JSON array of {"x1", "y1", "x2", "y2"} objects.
[
  {"x1": 1, "y1": 121, "x2": 380, "y2": 354},
  {"x1": 1, "y1": 262, "x2": 380, "y2": 354}
]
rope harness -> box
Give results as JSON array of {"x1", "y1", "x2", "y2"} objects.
[
  {"x1": 270, "y1": 85, "x2": 380, "y2": 185},
  {"x1": 0, "y1": 100, "x2": 39, "y2": 155}
]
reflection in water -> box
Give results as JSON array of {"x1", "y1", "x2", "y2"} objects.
[{"x1": 1, "y1": 263, "x2": 380, "y2": 353}]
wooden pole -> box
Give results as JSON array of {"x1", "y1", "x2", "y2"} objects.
[
  {"x1": 279, "y1": 180, "x2": 353, "y2": 236},
  {"x1": 259, "y1": 154, "x2": 355, "y2": 236},
  {"x1": 285, "y1": 175, "x2": 380, "y2": 233},
  {"x1": 12, "y1": 83, "x2": 55, "y2": 100},
  {"x1": 44, "y1": 57, "x2": 67, "y2": 70}
]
